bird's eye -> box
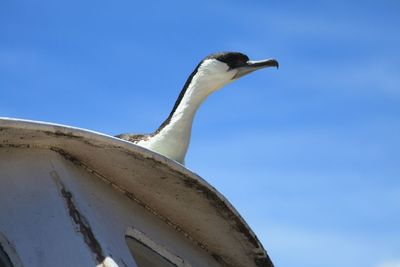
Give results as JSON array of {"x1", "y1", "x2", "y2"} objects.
[{"x1": 230, "y1": 57, "x2": 246, "y2": 68}]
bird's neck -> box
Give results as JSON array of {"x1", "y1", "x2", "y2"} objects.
[
  {"x1": 136, "y1": 59, "x2": 232, "y2": 164},
  {"x1": 137, "y1": 79, "x2": 215, "y2": 163}
]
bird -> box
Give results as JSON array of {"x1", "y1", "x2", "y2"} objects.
[{"x1": 116, "y1": 52, "x2": 278, "y2": 164}]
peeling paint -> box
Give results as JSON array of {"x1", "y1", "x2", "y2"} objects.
[
  {"x1": 60, "y1": 188, "x2": 104, "y2": 263},
  {"x1": 50, "y1": 148, "x2": 211, "y2": 252},
  {"x1": 0, "y1": 232, "x2": 23, "y2": 267},
  {"x1": 43, "y1": 130, "x2": 83, "y2": 139},
  {"x1": 0, "y1": 242, "x2": 13, "y2": 267},
  {"x1": 0, "y1": 144, "x2": 31, "y2": 149},
  {"x1": 50, "y1": 170, "x2": 105, "y2": 264}
]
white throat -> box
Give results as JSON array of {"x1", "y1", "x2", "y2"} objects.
[{"x1": 136, "y1": 59, "x2": 235, "y2": 164}]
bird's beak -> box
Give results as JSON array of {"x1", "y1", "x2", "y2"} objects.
[{"x1": 232, "y1": 58, "x2": 279, "y2": 80}]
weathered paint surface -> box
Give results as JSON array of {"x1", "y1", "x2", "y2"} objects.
[
  {"x1": 51, "y1": 171, "x2": 105, "y2": 263},
  {"x1": 0, "y1": 117, "x2": 274, "y2": 267},
  {"x1": 0, "y1": 149, "x2": 221, "y2": 267}
]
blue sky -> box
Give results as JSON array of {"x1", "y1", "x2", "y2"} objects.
[{"x1": 1, "y1": 1, "x2": 400, "y2": 266}]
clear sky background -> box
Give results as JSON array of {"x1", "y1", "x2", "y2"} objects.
[{"x1": 1, "y1": 1, "x2": 399, "y2": 267}]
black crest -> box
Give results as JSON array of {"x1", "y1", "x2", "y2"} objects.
[{"x1": 206, "y1": 52, "x2": 249, "y2": 69}]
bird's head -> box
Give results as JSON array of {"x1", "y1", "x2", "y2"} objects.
[{"x1": 190, "y1": 52, "x2": 279, "y2": 94}]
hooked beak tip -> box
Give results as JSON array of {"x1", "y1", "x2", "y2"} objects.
[{"x1": 268, "y1": 59, "x2": 279, "y2": 69}]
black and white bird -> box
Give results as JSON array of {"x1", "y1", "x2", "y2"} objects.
[{"x1": 116, "y1": 52, "x2": 278, "y2": 164}]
